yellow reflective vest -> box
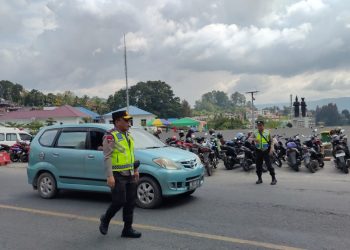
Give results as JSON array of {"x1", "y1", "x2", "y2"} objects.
[
  {"x1": 111, "y1": 131, "x2": 135, "y2": 172},
  {"x1": 254, "y1": 130, "x2": 271, "y2": 151}
]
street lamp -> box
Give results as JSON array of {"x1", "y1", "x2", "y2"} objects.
[{"x1": 246, "y1": 91, "x2": 259, "y2": 130}]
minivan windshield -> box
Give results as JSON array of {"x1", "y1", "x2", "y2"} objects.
[
  {"x1": 19, "y1": 133, "x2": 32, "y2": 141},
  {"x1": 130, "y1": 128, "x2": 166, "y2": 149}
]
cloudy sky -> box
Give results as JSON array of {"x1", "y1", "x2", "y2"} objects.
[{"x1": 1, "y1": 0, "x2": 350, "y2": 106}]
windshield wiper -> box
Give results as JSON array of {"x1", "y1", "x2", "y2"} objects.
[{"x1": 145, "y1": 146, "x2": 161, "y2": 149}]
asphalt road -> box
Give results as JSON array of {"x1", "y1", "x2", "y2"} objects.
[{"x1": 1, "y1": 162, "x2": 350, "y2": 250}]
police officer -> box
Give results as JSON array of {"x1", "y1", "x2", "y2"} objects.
[
  {"x1": 99, "y1": 110, "x2": 142, "y2": 238},
  {"x1": 253, "y1": 120, "x2": 277, "y2": 185}
]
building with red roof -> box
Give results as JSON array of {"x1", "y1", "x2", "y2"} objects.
[{"x1": 0, "y1": 105, "x2": 89, "y2": 125}]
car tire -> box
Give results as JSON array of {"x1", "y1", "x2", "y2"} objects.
[
  {"x1": 136, "y1": 176, "x2": 162, "y2": 209},
  {"x1": 37, "y1": 172, "x2": 57, "y2": 199}
]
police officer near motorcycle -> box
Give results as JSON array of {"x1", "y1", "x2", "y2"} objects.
[
  {"x1": 99, "y1": 110, "x2": 142, "y2": 238},
  {"x1": 252, "y1": 120, "x2": 277, "y2": 185}
]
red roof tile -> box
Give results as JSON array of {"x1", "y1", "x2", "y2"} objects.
[{"x1": 0, "y1": 105, "x2": 89, "y2": 120}]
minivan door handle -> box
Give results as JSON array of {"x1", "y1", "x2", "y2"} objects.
[
  {"x1": 52, "y1": 153, "x2": 59, "y2": 157},
  {"x1": 87, "y1": 154, "x2": 95, "y2": 159}
]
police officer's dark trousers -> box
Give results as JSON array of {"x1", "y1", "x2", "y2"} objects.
[
  {"x1": 103, "y1": 172, "x2": 137, "y2": 228},
  {"x1": 256, "y1": 149, "x2": 275, "y2": 179}
]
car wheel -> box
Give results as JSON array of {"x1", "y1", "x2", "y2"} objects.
[
  {"x1": 136, "y1": 176, "x2": 162, "y2": 209},
  {"x1": 37, "y1": 172, "x2": 57, "y2": 199}
]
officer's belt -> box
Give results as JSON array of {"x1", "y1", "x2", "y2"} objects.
[{"x1": 112, "y1": 164, "x2": 134, "y2": 170}]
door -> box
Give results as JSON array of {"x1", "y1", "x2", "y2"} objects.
[
  {"x1": 84, "y1": 129, "x2": 106, "y2": 186},
  {"x1": 53, "y1": 128, "x2": 88, "y2": 184}
]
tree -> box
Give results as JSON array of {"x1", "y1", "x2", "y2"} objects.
[
  {"x1": 181, "y1": 100, "x2": 192, "y2": 117},
  {"x1": 62, "y1": 91, "x2": 75, "y2": 105},
  {"x1": 231, "y1": 91, "x2": 246, "y2": 107},
  {"x1": 23, "y1": 89, "x2": 46, "y2": 106},
  {"x1": 315, "y1": 103, "x2": 341, "y2": 126},
  {"x1": 25, "y1": 121, "x2": 44, "y2": 135},
  {"x1": 195, "y1": 91, "x2": 231, "y2": 112},
  {"x1": 107, "y1": 81, "x2": 182, "y2": 118}
]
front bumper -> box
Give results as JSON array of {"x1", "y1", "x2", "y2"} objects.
[{"x1": 159, "y1": 164, "x2": 205, "y2": 196}]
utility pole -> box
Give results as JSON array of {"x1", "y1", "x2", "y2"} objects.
[
  {"x1": 123, "y1": 34, "x2": 129, "y2": 113},
  {"x1": 246, "y1": 91, "x2": 259, "y2": 130}
]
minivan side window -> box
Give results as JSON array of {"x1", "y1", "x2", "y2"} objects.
[
  {"x1": 0, "y1": 133, "x2": 4, "y2": 141},
  {"x1": 89, "y1": 130, "x2": 104, "y2": 150},
  {"x1": 56, "y1": 131, "x2": 87, "y2": 149},
  {"x1": 6, "y1": 133, "x2": 17, "y2": 141},
  {"x1": 19, "y1": 133, "x2": 32, "y2": 141},
  {"x1": 39, "y1": 129, "x2": 58, "y2": 147}
]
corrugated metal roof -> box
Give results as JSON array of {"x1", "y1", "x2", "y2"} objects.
[
  {"x1": 75, "y1": 107, "x2": 100, "y2": 119},
  {"x1": 104, "y1": 105, "x2": 154, "y2": 116},
  {"x1": 0, "y1": 105, "x2": 89, "y2": 120}
]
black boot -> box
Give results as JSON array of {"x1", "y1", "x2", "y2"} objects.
[
  {"x1": 99, "y1": 215, "x2": 109, "y2": 235},
  {"x1": 271, "y1": 177, "x2": 277, "y2": 185},
  {"x1": 121, "y1": 226, "x2": 142, "y2": 238},
  {"x1": 256, "y1": 178, "x2": 263, "y2": 184}
]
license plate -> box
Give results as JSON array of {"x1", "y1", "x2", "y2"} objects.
[
  {"x1": 188, "y1": 180, "x2": 200, "y2": 190},
  {"x1": 336, "y1": 152, "x2": 345, "y2": 157},
  {"x1": 237, "y1": 154, "x2": 245, "y2": 159}
]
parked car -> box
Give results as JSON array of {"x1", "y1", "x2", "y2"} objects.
[
  {"x1": 27, "y1": 124, "x2": 204, "y2": 208},
  {"x1": 0, "y1": 127, "x2": 32, "y2": 146}
]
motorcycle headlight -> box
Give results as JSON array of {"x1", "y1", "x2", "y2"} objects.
[{"x1": 153, "y1": 158, "x2": 182, "y2": 170}]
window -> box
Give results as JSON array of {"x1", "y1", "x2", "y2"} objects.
[
  {"x1": 0, "y1": 133, "x2": 4, "y2": 141},
  {"x1": 56, "y1": 131, "x2": 87, "y2": 149},
  {"x1": 141, "y1": 119, "x2": 146, "y2": 126},
  {"x1": 19, "y1": 133, "x2": 32, "y2": 141},
  {"x1": 6, "y1": 133, "x2": 17, "y2": 141},
  {"x1": 39, "y1": 129, "x2": 58, "y2": 147},
  {"x1": 130, "y1": 128, "x2": 165, "y2": 149},
  {"x1": 89, "y1": 130, "x2": 104, "y2": 150}
]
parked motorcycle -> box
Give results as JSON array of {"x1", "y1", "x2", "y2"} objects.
[
  {"x1": 0, "y1": 143, "x2": 11, "y2": 153},
  {"x1": 9, "y1": 141, "x2": 30, "y2": 162},
  {"x1": 331, "y1": 133, "x2": 350, "y2": 174},
  {"x1": 285, "y1": 135, "x2": 302, "y2": 171}
]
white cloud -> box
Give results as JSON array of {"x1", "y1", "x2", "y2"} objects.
[{"x1": 1, "y1": 0, "x2": 350, "y2": 107}]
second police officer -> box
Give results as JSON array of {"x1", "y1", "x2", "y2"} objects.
[{"x1": 253, "y1": 120, "x2": 277, "y2": 185}]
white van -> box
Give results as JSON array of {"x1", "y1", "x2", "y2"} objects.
[{"x1": 0, "y1": 127, "x2": 32, "y2": 146}]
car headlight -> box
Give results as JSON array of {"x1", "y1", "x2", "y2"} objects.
[{"x1": 153, "y1": 158, "x2": 182, "y2": 170}]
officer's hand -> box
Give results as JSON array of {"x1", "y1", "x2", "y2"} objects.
[
  {"x1": 134, "y1": 171, "x2": 139, "y2": 182},
  {"x1": 269, "y1": 150, "x2": 274, "y2": 156},
  {"x1": 107, "y1": 176, "x2": 115, "y2": 188}
]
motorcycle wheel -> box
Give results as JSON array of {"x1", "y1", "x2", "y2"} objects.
[
  {"x1": 10, "y1": 153, "x2": 20, "y2": 162},
  {"x1": 20, "y1": 154, "x2": 28, "y2": 162},
  {"x1": 205, "y1": 162, "x2": 212, "y2": 176},
  {"x1": 318, "y1": 159, "x2": 324, "y2": 168},
  {"x1": 292, "y1": 164, "x2": 299, "y2": 172},
  {"x1": 224, "y1": 160, "x2": 233, "y2": 170},
  {"x1": 272, "y1": 157, "x2": 282, "y2": 168},
  {"x1": 308, "y1": 160, "x2": 318, "y2": 173},
  {"x1": 242, "y1": 161, "x2": 250, "y2": 172}
]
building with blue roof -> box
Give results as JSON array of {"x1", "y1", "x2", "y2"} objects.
[
  {"x1": 75, "y1": 107, "x2": 101, "y2": 122},
  {"x1": 102, "y1": 105, "x2": 155, "y2": 126}
]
